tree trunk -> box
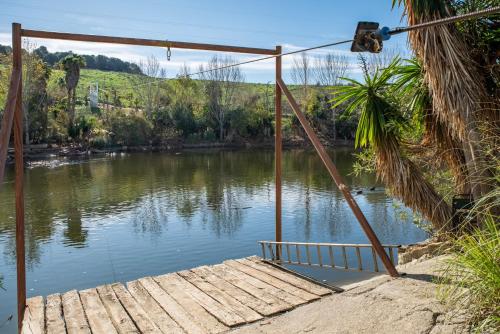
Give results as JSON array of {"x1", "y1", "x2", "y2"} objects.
[
  {"x1": 376, "y1": 138, "x2": 452, "y2": 232},
  {"x1": 67, "y1": 88, "x2": 73, "y2": 125}
]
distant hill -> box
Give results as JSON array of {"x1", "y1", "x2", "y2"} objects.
[{"x1": 0, "y1": 44, "x2": 143, "y2": 75}]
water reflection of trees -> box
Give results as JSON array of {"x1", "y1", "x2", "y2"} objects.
[{"x1": 0, "y1": 149, "x2": 392, "y2": 266}]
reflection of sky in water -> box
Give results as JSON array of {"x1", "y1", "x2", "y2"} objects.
[{"x1": 0, "y1": 149, "x2": 428, "y2": 333}]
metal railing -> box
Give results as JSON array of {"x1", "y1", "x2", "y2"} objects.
[{"x1": 259, "y1": 241, "x2": 400, "y2": 273}]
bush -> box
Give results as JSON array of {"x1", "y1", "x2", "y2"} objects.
[
  {"x1": 47, "y1": 103, "x2": 69, "y2": 143},
  {"x1": 169, "y1": 103, "x2": 197, "y2": 137},
  {"x1": 107, "y1": 111, "x2": 152, "y2": 145},
  {"x1": 438, "y1": 215, "x2": 500, "y2": 332}
]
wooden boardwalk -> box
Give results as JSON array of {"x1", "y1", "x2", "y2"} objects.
[{"x1": 22, "y1": 256, "x2": 334, "y2": 334}]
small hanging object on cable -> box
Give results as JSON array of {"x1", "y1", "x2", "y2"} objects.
[
  {"x1": 166, "y1": 40, "x2": 172, "y2": 61},
  {"x1": 350, "y1": 22, "x2": 391, "y2": 53}
]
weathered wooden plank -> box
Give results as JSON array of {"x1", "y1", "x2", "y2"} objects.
[
  {"x1": 227, "y1": 260, "x2": 318, "y2": 302},
  {"x1": 62, "y1": 290, "x2": 91, "y2": 334},
  {"x1": 45, "y1": 293, "x2": 66, "y2": 334},
  {"x1": 79, "y1": 288, "x2": 118, "y2": 334},
  {"x1": 211, "y1": 264, "x2": 304, "y2": 307},
  {"x1": 152, "y1": 274, "x2": 229, "y2": 332},
  {"x1": 247, "y1": 256, "x2": 332, "y2": 296},
  {"x1": 127, "y1": 280, "x2": 185, "y2": 334},
  {"x1": 111, "y1": 283, "x2": 162, "y2": 334},
  {"x1": 137, "y1": 277, "x2": 207, "y2": 334},
  {"x1": 157, "y1": 273, "x2": 245, "y2": 327},
  {"x1": 96, "y1": 285, "x2": 138, "y2": 334},
  {"x1": 192, "y1": 266, "x2": 287, "y2": 316},
  {"x1": 21, "y1": 296, "x2": 44, "y2": 334},
  {"x1": 178, "y1": 270, "x2": 262, "y2": 323}
]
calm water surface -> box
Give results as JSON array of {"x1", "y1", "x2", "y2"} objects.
[{"x1": 0, "y1": 148, "x2": 428, "y2": 332}]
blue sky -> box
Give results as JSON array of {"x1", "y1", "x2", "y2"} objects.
[{"x1": 0, "y1": 0, "x2": 410, "y2": 82}]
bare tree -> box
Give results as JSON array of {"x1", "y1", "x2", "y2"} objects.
[
  {"x1": 364, "y1": 47, "x2": 401, "y2": 76},
  {"x1": 313, "y1": 53, "x2": 349, "y2": 141},
  {"x1": 199, "y1": 55, "x2": 244, "y2": 141},
  {"x1": 290, "y1": 52, "x2": 312, "y2": 104},
  {"x1": 314, "y1": 53, "x2": 349, "y2": 86},
  {"x1": 131, "y1": 55, "x2": 164, "y2": 118}
]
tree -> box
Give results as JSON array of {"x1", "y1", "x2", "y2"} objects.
[
  {"x1": 60, "y1": 54, "x2": 85, "y2": 128},
  {"x1": 314, "y1": 53, "x2": 349, "y2": 87},
  {"x1": 314, "y1": 53, "x2": 349, "y2": 140},
  {"x1": 392, "y1": 0, "x2": 497, "y2": 203},
  {"x1": 332, "y1": 59, "x2": 452, "y2": 232},
  {"x1": 131, "y1": 55, "x2": 164, "y2": 119},
  {"x1": 290, "y1": 52, "x2": 312, "y2": 105},
  {"x1": 392, "y1": 58, "x2": 469, "y2": 194},
  {"x1": 23, "y1": 42, "x2": 51, "y2": 144},
  {"x1": 199, "y1": 55, "x2": 244, "y2": 141}
]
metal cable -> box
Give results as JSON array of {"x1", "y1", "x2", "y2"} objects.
[
  {"x1": 185, "y1": 39, "x2": 354, "y2": 78},
  {"x1": 130, "y1": 5, "x2": 499, "y2": 87},
  {"x1": 389, "y1": 5, "x2": 500, "y2": 35}
]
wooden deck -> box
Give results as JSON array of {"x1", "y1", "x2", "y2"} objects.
[{"x1": 21, "y1": 256, "x2": 334, "y2": 334}]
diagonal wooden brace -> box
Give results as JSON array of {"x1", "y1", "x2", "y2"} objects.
[{"x1": 276, "y1": 77, "x2": 399, "y2": 277}]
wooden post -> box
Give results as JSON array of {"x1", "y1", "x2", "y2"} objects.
[
  {"x1": 276, "y1": 78, "x2": 399, "y2": 277},
  {"x1": 13, "y1": 22, "x2": 26, "y2": 332},
  {"x1": 275, "y1": 46, "x2": 282, "y2": 260}
]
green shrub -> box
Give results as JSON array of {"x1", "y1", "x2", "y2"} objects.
[
  {"x1": 169, "y1": 104, "x2": 197, "y2": 137},
  {"x1": 438, "y1": 215, "x2": 500, "y2": 332},
  {"x1": 107, "y1": 111, "x2": 152, "y2": 145}
]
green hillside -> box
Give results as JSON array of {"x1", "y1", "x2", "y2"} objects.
[
  {"x1": 48, "y1": 68, "x2": 275, "y2": 108},
  {"x1": 48, "y1": 69, "x2": 145, "y2": 107}
]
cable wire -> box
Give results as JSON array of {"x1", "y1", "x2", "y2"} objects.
[
  {"x1": 128, "y1": 5, "x2": 499, "y2": 88},
  {"x1": 185, "y1": 39, "x2": 354, "y2": 78},
  {"x1": 389, "y1": 5, "x2": 500, "y2": 35}
]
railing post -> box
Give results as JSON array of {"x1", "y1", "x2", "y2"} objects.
[
  {"x1": 275, "y1": 45, "x2": 282, "y2": 260},
  {"x1": 276, "y1": 78, "x2": 399, "y2": 277},
  {"x1": 12, "y1": 22, "x2": 26, "y2": 332}
]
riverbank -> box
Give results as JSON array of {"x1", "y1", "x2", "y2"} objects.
[
  {"x1": 6, "y1": 138, "x2": 355, "y2": 163},
  {"x1": 231, "y1": 255, "x2": 469, "y2": 334}
]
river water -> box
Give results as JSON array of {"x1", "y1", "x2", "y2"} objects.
[{"x1": 0, "y1": 148, "x2": 428, "y2": 332}]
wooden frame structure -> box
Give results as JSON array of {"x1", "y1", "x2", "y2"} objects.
[{"x1": 0, "y1": 22, "x2": 398, "y2": 332}]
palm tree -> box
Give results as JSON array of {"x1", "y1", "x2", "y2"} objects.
[
  {"x1": 332, "y1": 59, "x2": 452, "y2": 232},
  {"x1": 61, "y1": 54, "x2": 85, "y2": 127},
  {"x1": 392, "y1": 58, "x2": 469, "y2": 194},
  {"x1": 391, "y1": 0, "x2": 495, "y2": 203}
]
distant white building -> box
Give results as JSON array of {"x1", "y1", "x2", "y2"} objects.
[{"x1": 89, "y1": 83, "x2": 99, "y2": 108}]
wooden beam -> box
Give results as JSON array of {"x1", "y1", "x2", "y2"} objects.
[
  {"x1": 21, "y1": 28, "x2": 278, "y2": 55},
  {"x1": 13, "y1": 22, "x2": 27, "y2": 332},
  {"x1": 275, "y1": 46, "x2": 282, "y2": 260},
  {"x1": 276, "y1": 78, "x2": 399, "y2": 278},
  {"x1": 0, "y1": 67, "x2": 21, "y2": 191}
]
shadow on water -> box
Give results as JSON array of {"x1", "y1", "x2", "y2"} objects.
[{"x1": 0, "y1": 148, "x2": 429, "y2": 333}]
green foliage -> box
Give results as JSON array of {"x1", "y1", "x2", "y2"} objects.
[
  {"x1": 392, "y1": 58, "x2": 429, "y2": 137},
  {"x1": 47, "y1": 103, "x2": 69, "y2": 143},
  {"x1": 107, "y1": 110, "x2": 152, "y2": 145},
  {"x1": 351, "y1": 148, "x2": 376, "y2": 176},
  {"x1": 438, "y1": 216, "x2": 500, "y2": 332},
  {"x1": 1, "y1": 45, "x2": 355, "y2": 147},
  {"x1": 331, "y1": 58, "x2": 406, "y2": 148},
  {"x1": 169, "y1": 103, "x2": 197, "y2": 138},
  {"x1": 32, "y1": 45, "x2": 142, "y2": 74}
]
